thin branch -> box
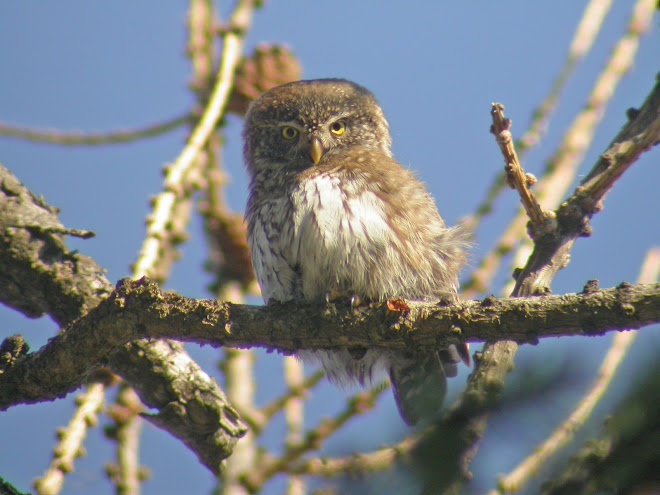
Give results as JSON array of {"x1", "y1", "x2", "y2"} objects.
[
  {"x1": 283, "y1": 357, "x2": 306, "y2": 495},
  {"x1": 33, "y1": 382, "x2": 105, "y2": 495},
  {"x1": 516, "y1": 71, "x2": 660, "y2": 295},
  {"x1": 0, "y1": 114, "x2": 189, "y2": 146},
  {"x1": 285, "y1": 432, "x2": 421, "y2": 478},
  {"x1": 540, "y1": 353, "x2": 660, "y2": 494},
  {"x1": 255, "y1": 370, "x2": 325, "y2": 432},
  {"x1": 491, "y1": 247, "x2": 660, "y2": 495},
  {"x1": 132, "y1": 0, "x2": 255, "y2": 280},
  {"x1": 490, "y1": 104, "x2": 549, "y2": 229},
  {"x1": 222, "y1": 347, "x2": 257, "y2": 495},
  {"x1": 105, "y1": 384, "x2": 146, "y2": 495},
  {"x1": 517, "y1": 0, "x2": 614, "y2": 153},
  {"x1": 235, "y1": 369, "x2": 325, "y2": 433},
  {"x1": 242, "y1": 385, "x2": 387, "y2": 493}
]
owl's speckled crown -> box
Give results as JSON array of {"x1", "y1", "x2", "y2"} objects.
[{"x1": 249, "y1": 78, "x2": 376, "y2": 114}]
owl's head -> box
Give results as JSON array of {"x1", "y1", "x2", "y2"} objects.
[{"x1": 243, "y1": 79, "x2": 392, "y2": 177}]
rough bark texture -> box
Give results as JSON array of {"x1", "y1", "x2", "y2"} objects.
[
  {"x1": 1, "y1": 276, "x2": 659, "y2": 411},
  {"x1": 0, "y1": 164, "x2": 247, "y2": 473}
]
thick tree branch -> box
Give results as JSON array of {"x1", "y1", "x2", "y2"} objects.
[
  {"x1": 0, "y1": 163, "x2": 246, "y2": 473},
  {"x1": 1, "y1": 276, "x2": 659, "y2": 411},
  {"x1": 0, "y1": 163, "x2": 111, "y2": 324}
]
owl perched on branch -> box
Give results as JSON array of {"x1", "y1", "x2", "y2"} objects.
[{"x1": 243, "y1": 79, "x2": 470, "y2": 425}]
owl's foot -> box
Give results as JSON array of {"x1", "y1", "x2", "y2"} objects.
[
  {"x1": 350, "y1": 294, "x2": 364, "y2": 307},
  {"x1": 324, "y1": 289, "x2": 342, "y2": 304},
  {"x1": 324, "y1": 290, "x2": 365, "y2": 308}
]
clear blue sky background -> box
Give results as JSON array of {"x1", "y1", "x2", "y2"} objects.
[{"x1": 1, "y1": 3, "x2": 659, "y2": 494}]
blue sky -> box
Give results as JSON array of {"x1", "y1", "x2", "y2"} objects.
[{"x1": 1, "y1": 3, "x2": 659, "y2": 494}]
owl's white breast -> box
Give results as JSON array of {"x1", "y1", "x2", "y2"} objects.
[{"x1": 290, "y1": 173, "x2": 393, "y2": 300}]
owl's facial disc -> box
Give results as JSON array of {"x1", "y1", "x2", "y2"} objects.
[{"x1": 244, "y1": 79, "x2": 394, "y2": 177}]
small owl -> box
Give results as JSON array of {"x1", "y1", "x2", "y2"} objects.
[{"x1": 243, "y1": 79, "x2": 470, "y2": 425}]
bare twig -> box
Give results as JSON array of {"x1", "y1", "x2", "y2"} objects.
[
  {"x1": 222, "y1": 347, "x2": 257, "y2": 495},
  {"x1": 518, "y1": 0, "x2": 614, "y2": 153},
  {"x1": 439, "y1": 41, "x2": 660, "y2": 494},
  {"x1": 491, "y1": 247, "x2": 660, "y2": 495},
  {"x1": 33, "y1": 383, "x2": 105, "y2": 495},
  {"x1": 186, "y1": 2, "x2": 258, "y2": 494},
  {"x1": 0, "y1": 114, "x2": 189, "y2": 146},
  {"x1": 256, "y1": 370, "x2": 325, "y2": 431},
  {"x1": 490, "y1": 104, "x2": 549, "y2": 230},
  {"x1": 242, "y1": 385, "x2": 387, "y2": 492},
  {"x1": 539, "y1": 0, "x2": 657, "y2": 210},
  {"x1": 285, "y1": 431, "x2": 421, "y2": 478},
  {"x1": 105, "y1": 384, "x2": 146, "y2": 495},
  {"x1": 540, "y1": 341, "x2": 660, "y2": 493},
  {"x1": 236, "y1": 369, "x2": 325, "y2": 433},
  {"x1": 284, "y1": 357, "x2": 306, "y2": 495},
  {"x1": 132, "y1": 0, "x2": 255, "y2": 281}
]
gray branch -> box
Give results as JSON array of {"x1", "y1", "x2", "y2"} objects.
[
  {"x1": 1, "y1": 276, "x2": 659, "y2": 411},
  {"x1": 0, "y1": 163, "x2": 246, "y2": 473}
]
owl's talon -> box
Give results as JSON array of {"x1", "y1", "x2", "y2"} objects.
[
  {"x1": 325, "y1": 289, "x2": 346, "y2": 304},
  {"x1": 350, "y1": 294, "x2": 363, "y2": 307}
]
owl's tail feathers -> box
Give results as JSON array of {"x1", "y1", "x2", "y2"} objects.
[
  {"x1": 439, "y1": 342, "x2": 471, "y2": 369},
  {"x1": 389, "y1": 349, "x2": 460, "y2": 426}
]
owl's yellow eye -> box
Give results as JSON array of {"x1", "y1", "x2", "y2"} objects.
[
  {"x1": 281, "y1": 126, "x2": 298, "y2": 140},
  {"x1": 330, "y1": 120, "x2": 346, "y2": 136}
]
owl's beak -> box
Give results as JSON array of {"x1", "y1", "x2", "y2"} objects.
[{"x1": 310, "y1": 137, "x2": 324, "y2": 165}]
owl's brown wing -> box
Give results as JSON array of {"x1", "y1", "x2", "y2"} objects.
[
  {"x1": 312, "y1": 147, "x2": 471, "y2": 425},
  {"x1": 306, "y1": 147, "x2": 471, "y2": 300}
]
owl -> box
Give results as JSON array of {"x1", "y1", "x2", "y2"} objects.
[{"x1": 243, "y1": 79, "x2": 470, "y2": 425}]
